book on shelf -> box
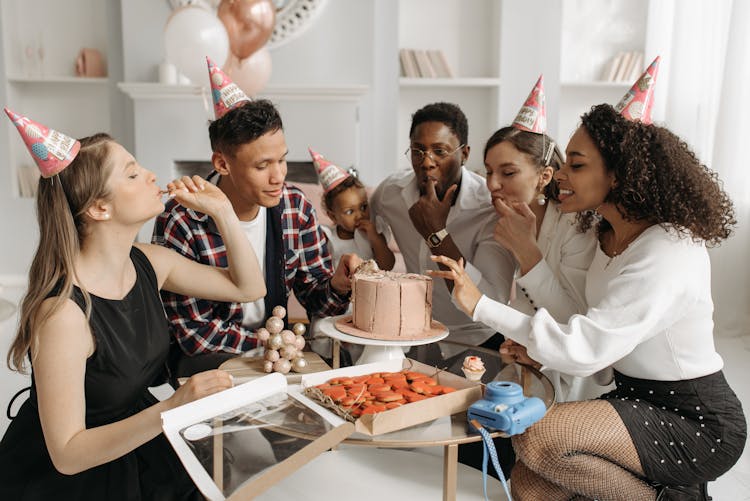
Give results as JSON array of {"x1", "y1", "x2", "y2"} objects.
[
  {"x1": 398, "y1": 48, "x2": 454, "y2": 79},
  {"x1": 413, "y1": 49, "x2": 436, "y2": 78},
  {"x1": 600, "y1": 50, "x2": 645, "y2": 83},
  {"x1": 399, "y1": 49, "x2": 419, "y2": 78}
]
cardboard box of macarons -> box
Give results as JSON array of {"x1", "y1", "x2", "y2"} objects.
[{"x1": 294, "y1": 358, "x2": 484, "y2": 436}]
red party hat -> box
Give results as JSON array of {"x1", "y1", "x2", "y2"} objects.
[
  {"x1": 308, "y1": 148, "x2": 350, "y2": 193},
  {"x1": 615, "y1": 56, "x2": 660, "y2": 124},
  {"x1": 512, "y1": 75, "x2": 547, "y2": 133},
  {"x1": 207, "y1": 56, "x2": 250, "y2": 119},
  {"x1": 4, "y1": 107, "x2": 80, "y2": 178}
]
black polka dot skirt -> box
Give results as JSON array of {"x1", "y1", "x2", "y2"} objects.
[{"x1": 601, "y1": 370, "x2": 746, "y2": 486}]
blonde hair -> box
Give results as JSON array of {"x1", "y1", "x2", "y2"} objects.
[{"x1": 9, "y1": 133, "x2": 114, "y2": 373}]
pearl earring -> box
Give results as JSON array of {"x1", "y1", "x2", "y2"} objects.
[
  {"x1": 536, "y1": 193, "x2": 546, "y2": 206},
  {"x1": 103, "y1": 214, "x2": 110, "y2": 219}
]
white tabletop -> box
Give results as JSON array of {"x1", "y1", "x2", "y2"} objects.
[{"x1": 257, "y1": 446, "x2": 509, "y2": 501}]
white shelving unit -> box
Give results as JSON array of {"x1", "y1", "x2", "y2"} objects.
[
  {"x1": 558, "y1": 0, "x2": 652, "y2": 142},
  {"x1": 396, "y1": 0, "x2": 501, "y2": 173},
  {"x1": 0, "y1": 0, "x2": 116, "y2": 198}
]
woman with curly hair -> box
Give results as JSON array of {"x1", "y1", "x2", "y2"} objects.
[{"x1": 431, "y1": 103, "x2": 746, "y2": 500}]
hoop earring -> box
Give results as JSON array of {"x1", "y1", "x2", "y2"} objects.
[{"x1": 536, "y1": 193, "x2": 546, "y2": 206}]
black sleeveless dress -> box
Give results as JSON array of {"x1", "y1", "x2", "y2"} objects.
[{"x1": 0, "y1": 247, "x2": 203, "y2": 500}]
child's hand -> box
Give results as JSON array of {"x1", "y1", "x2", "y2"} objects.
[{"x1": 355, "y1": 219, "x2": 379, "y2": 241}]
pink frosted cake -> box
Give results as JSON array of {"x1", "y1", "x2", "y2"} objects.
[{"x1": 336, "y1": 263, "x2": 439, "y2": 340}]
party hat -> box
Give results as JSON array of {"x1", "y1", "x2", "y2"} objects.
[
  {"x1": 4, "y1": 108, "x2": 80, "y2": 178},
  {"x1": 207, "y1": 56, "x2": 251, "y2": 119},
  {"x1": 512, "y1": 75, "x2": 547, "y2": 133},
  {"x1": 614, "y1": 56, "x2": 660, "y2": 124},
  {"x1": 308, "y1": 148, "x2": 350, "y2": 193}
]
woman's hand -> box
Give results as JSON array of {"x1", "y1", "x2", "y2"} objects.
[
  {"x1": 499, "y1": 339, "x2": 541, "y2": 369},
  {"x1": 493, "y1": 198, "x2": 543, "y2": 275},
  {"x1": 166, "y1": 369, "x2": 234, "y2": 410},
  {"x1": 428, "y1": 255, "x2": 483, "y2": 317},
  {"x1": 166, "y1": 176, "x2": 231, "y2": 219}
]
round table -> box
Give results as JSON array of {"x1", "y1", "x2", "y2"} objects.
[
  {"x1": 316, "y1": 314, "x2": 449, "y2": 365},
  {"x1": 256, "y1": 340, "x2": 556, "y2": 501}
]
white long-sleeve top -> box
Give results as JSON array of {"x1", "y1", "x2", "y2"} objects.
[
  {"x1": 370, "y1": 167, "x2": 515, "y2": 347},
  {"x1": 508, "y1": 203, "x2": 604, "y2": 400},
  {"x1": 474, "y1": 224, "x2": 723, "y2": 381},
  {"x1": 511, "y1": 202, "x2": 595, "y2": 319}
]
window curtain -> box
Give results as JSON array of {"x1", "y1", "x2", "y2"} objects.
[{"x1": 656, "y1": 0, "x2": 750, "y2": 337}]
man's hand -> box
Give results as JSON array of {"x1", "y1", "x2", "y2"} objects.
[
  {"x1": 330, "y1": 253, "x2": 363, "y2": 294},
  {"x1": 408, "y1": 180, "x2": 458, "y2": 239}
]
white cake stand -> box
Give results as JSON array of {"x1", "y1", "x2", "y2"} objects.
[{"x1": 317, "y1": 314, "x2": 449, "y2": 365}]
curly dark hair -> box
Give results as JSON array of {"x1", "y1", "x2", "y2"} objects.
[
  {"x1": 409, "y1": 102, "x2": 468, "y2": 145},
  {"x1": 208, "y1": 99, "x2": 283, "y2": 157},
  {"x1": 483, "y1": 126, "x2": 563, "y2": 203},
  {"x1": 577, "y1": 104, "x2": 735, "y2": 246},
  {"x1": 322, "y1": 175, "x2": 364, "y2": 211}
]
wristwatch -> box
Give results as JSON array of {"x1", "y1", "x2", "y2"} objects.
[{"x1": 426, "y1": 228, "x2": 449, "y2": 248}]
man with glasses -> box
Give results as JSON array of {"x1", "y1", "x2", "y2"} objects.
[{"x1": 370, "y1": 102, "x2": 514, "y2": 352}]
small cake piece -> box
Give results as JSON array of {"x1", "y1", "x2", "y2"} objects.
[{"x1": 462, "y1": 356, "x2": 485, "y2": 382}]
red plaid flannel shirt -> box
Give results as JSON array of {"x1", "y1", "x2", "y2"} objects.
[{"x1": 152, "y1": 181, "x2": 349, "y2": 355}]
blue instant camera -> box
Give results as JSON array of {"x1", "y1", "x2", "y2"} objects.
[{"x1": 467, "y1": 381, "x2": 547, "y2": 436}]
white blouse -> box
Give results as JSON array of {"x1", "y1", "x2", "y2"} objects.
[{"x1": 474, "y1": 224, "x2": 723, "y2": 381}]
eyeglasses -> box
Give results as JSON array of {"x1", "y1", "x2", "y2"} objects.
[{"x1": 404, "y1": 144, "x2": 465, "y2": 163}]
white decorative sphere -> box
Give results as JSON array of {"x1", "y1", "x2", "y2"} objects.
[
  {"x1": 273, "y1": 359, "x2": 292, "y2": 374},
  {"x1": 280, "y1": 345, "x2": 297, "y2": 360},
  {"x1": 267, "y1": 333, "x2": 283, "y2": 351},
  {"x1": 292, "y1": 322, "x2": 306, "y2": 336},
  {"x1": 294, "y1": 336, "x2": 306, "y2": 350},
  {"x1": 265, "y1": 316, "x2": 284, "y2": 334},
  {"x1": 264, "y1": 349, "x2": 280, "y2": 362},
  {"x1": 256, "y1": 327, "x2": 270, "y2": 342},
  {"x1": 272, "y1": 305, "x2": 287, "y2": 318},
  {"x1": 280, "y1": 329, "x2": 296, "y2": 345},
  {"x1": 263, "y1": 360, "x2": 274, "y2": 373},
  {"x1": 292, "y1": 357, "x2": 308, "y2": 372}
]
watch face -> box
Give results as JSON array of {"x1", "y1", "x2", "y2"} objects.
[{"x1": 428, "y1": 233, "x2": 441, "y2": 247}]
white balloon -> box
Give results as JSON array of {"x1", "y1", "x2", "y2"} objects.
[
  {"x1": 164, "y1": 6, "x2": 229, "y2": 86},
  {"x1": 224, "y1": 48, "x2": 272, "y2": 97}
]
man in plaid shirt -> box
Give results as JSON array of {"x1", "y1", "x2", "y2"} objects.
[{"x1": 152, "y1": 99, "x2": 359, "y2": 376}]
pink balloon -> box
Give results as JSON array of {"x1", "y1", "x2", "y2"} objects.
[
  {"x1": 218, "y1": 0, "x2": 275, "y2": 60},
  {"x1": 224, "y1": 49, "x2": 272, "y2": 96}
]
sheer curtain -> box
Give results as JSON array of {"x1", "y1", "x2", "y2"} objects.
[{"x1": 657, "y1": 0, "x2": 750, "y2": 337}]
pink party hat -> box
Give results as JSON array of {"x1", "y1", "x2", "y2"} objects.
[
  {"x1": 308, "y1": 148, "x2": 350, "y2": 193},
  {"x1": 207, "y1": 56, "x2": 251, "y2": 119},
  {"x1": 4, "y1": 108, "x2": 80, "y2": 178},
  {"x1": 614, "y1": 56, "x2": 660, "y2": 124},
  {"x1": 512, "y1": 75, "x2": 547, "y2": 133}
]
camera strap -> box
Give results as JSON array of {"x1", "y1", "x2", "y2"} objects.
[{"x1": 477, "y1": 426, "x2": 513, "y2": 501}]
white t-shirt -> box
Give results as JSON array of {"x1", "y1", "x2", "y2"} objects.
[
  {"x1": 474, "y1": 224, "x2": 723, "y2": 382},
  {"x1": 239, "y1": 207, "x2": 267, "y2": 330},
  {"x1": 321, "y1": 225, "x2": 374, "y2": 267}
]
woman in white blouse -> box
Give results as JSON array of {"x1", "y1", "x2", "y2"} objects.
[
  {"x1": 482, "y1": 126, "x2": 603, "y2": 402},
  {"x1": 432, "y1": 104, "x2": 746, "y2": 500}
]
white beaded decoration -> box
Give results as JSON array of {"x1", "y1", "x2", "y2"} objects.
[{"x1": 257, "y1": 305, "x2": 309, "y2": 375}]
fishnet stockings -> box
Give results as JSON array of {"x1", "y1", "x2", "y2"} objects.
[{"x1": 510, "y1": 400, "x2": 656, "y2": 501}]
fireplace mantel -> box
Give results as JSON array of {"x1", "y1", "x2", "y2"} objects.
[
  {"x1": 119, "y1": 81, "x2": 370, "y2": 242},
  {"x1": 118, "y1": 82, "x2": 369, "y2": 101}
]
